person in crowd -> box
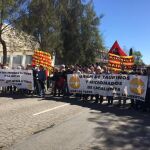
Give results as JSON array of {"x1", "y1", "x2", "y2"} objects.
[
  {"x1": 102, "y1": 65, "x2": 114, "y2": 105},
  {"x1": 52, "y1": 66, "x2": 65, "y2": 97},
  {"x1": 25, "y1": 64, "x2": 33, "y2": 94},
  {"x1": 96, "y1": 66, "x2": 102, "y2": 74},
  {"x1": 136, "y1": 68, "x2": 143, "y2": 75},
  {"x1": 73, "y1": 65, "x2": 81, "y2": 74},
  {"x1": 62, "y1": 65, "x2": 74, "y2": 97},
  {"x1": 141, "y1": 66, "x2": 150, "y2": 112},
  {"x1": 36, "y1": 65, "x2": 46, "y2": 98},
  {"x1": 70, "y1": 65, "x2": 75, "y2": 72},
  {"x1": 17, "y1": 65, "x2": 23, "y2": 70},
  {"x1": 95, "y1": 66, "x2": 103, "y2": 104},
  {"x1": 58, "y1": 64, "x2": 66, "y2": 96},
  {"x1": 129, "y1": 65, "x2": 137, "y2": 109},
  {"x1": 129, "y1": 66, "x2": 144, "y2": 109},
  {"x1": 2, "y1": 65, "x2": 13, "y2": 93},
  {"x1": 17, "y1": 65, "x2": 25, "y2": 94},
  {"x1": 143, "y1": 69, "x2": 147, "y2": 75},
  {"x1": 47, "y1": 66, "x2": 54, "y2": 90},
  {"x1": 0, "y1": 63, "x2": 3, "y2": 69},
  {"x1": 89, "y1": 66, "x2": 96, "y2": 101},
  {"x1": 81, "y1": 67, "x2": 91, "y2": 101},
  {"x1": 90, "y1": 66, "x2": 96, "y2": 74},
  {"x1": 131, "y1": 67, "x2": 145, "y2": 110},
  {"x1": 32, "y1": 65, "x2": 39, "y2": 95},
  {"x1": 136, "y1": 66, "x2": 150, "y2": 112},
  {"x1": 72, "y1": 65, "x2": 82, "y2": 99},
  {"x1": 118, "y1": 65, "x2": 128, "y2": 106},
  {"x1": 50, "y1": 67, "x2": 59, "y2": 96},
  {"x1": 26, "y1": 64, "x2": 32, "y2": 70}
]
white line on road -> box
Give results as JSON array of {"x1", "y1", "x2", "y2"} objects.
[{"x1": 33, "y1": 104, "x2": 69, "y2": 116}]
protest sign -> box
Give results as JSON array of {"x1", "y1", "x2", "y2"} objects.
[
  {"x1": 108, "y1": 53, "x2": 134, "y2": 72},
  {"x1": 0, "y1": 69, "x2": 34, "y2": 90},
  {"x1": 32, "y1": 50, "x2": 52, "y2": 70},
  {"x1": 67, "y1": 74, "x2": 148, "y2": 101}
]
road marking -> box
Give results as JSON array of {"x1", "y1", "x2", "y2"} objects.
[{"x1": 33, "y1": 104, "x2": 69, "y2": 116}]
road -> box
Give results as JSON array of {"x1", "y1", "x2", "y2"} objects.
[{"x1": 0, "y1": 94, "x2": 150, "y2": 150}]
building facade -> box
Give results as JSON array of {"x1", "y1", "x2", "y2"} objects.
[{"x1": 0, "y1": 25, "x2": 39, "y2": 68}]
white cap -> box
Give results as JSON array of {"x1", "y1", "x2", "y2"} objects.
[
  {"x1": 61, "y1": 64, "x2": 65, "y2": 68},
  {"x1": 97, "y1": 66, "x2": 101, "y2": 70}
]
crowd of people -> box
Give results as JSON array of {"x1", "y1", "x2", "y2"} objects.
[
  {"x1": 50, "y1": 64, "x2": 150, "y2": 111},
  {"x1": 0, "y1": 63, "x2": 46, "y2": 97},
  {"x1": 0, "y1": 63, "x2": 150, "y2": 112}
]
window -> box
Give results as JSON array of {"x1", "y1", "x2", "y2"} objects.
[
  {"x1": 25, "y1": 55, "x2": 32, "y2": 65},
  {"x1": 13, "y1": 55, "x2": 22, "y2": 66},
  {"x1": 1, "y1": 56, "x2": 10, "y2": 64}
]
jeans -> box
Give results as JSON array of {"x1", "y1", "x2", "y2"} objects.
[{"x1": 37, "y1": 80, "x2": 45, "y2": 97}]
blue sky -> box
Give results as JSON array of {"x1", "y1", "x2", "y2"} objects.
[{"x1": 93, "y1": 0, "x2": 150, "y2": 64}]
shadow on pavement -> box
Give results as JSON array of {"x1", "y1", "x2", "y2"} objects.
[
  {"x1": 88, "y1": 110, "x2": 150, "y2": 150},
  {"x1": 0, "y1": 92, "x2": 37, "y2": 99},
  {"x1": 1, "y1": 93, "x2": 150, "y2": 150},
  {"x1": 45, "y1": 96, "x2": 150, "y2": 150}
]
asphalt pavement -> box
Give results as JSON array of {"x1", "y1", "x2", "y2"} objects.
[{"x1": 0, "y1": 94, "x2": 150, "y2": 150}]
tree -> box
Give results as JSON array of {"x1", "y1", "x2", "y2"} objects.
[
  {"x1": 60, "y1": 0, "x2": 83, "y2": 64},
  {"x1": 15, "y1": 0, "x2": 63, "y2": 59},
  {"x1": 80, "y1": 1, "x2": 104, "y2": 64},
  {"x1": 129, "y1": 48, "x2": 133, "y2": 56},
  {"x1": 60, "y1": 0, "x2": 104, "y2": 64},
  {"x1": 15, "y1": 0, "x2": 105, "y2": 64},
  {"x1": 0, "y1": 0, "x2": 28, "y2": 65},
  {"x1": 132, "y1": 50, "x2": 143, "y2": 65}
]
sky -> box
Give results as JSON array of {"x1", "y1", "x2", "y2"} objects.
[{"x1": 93, "y1": 0, "x2": 150, "y2": 64}]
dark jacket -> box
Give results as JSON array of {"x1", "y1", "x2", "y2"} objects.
[{"x1": 37, "y1": 70, "x2": 46, "y2": 81}]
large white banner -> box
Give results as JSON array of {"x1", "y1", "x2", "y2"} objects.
[
  {"x1": 0, "y1": 69, "x2": 34, "y2": 90},
  {"x1": 67, "y1": 74, "x2": 148, "y2": 101}
]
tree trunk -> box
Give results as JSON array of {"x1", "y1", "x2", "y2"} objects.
[
  {"x1": 0, "y1": 34, "x2": 7, "y2": 65},
  {"x1": 0, "y1": 0, "x2": 7, "y2": 65}
]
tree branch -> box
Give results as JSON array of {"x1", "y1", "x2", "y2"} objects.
[{"x1": 1, "y1": 24, "x2": 11, "y2": 32}]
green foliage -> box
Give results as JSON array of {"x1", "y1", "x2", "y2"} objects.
[
  {"x1": 15, "y1": 0, "x2": 105, "y2": 65},
  {"x1": 80, "y1": 1, "x2": 104, "y2": 64},
  {"x1": 16, "y1": 0, "x2": 63, "y2": 57},
  {"x1": 60, "y1": 0, "x2": 83, "y2": 64},
  {"x1": 0, "y1": 0, "x2": 28, "y2": 64},
  {"x1": 133, "y1": 50, "x2": 143, "y2": 65},
  {"x1": 59, "y1": 0, "x2": 105, "y2": 64}
]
